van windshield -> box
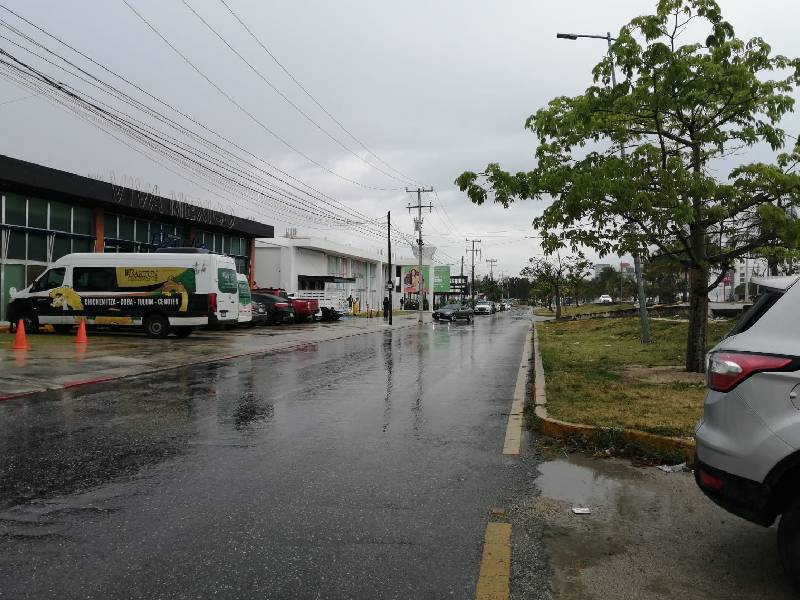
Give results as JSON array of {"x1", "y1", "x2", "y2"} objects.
[{"x1": 217, "y1": 268, "x2": 238, "y2": 293}]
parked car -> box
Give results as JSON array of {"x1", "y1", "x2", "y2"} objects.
[
  {"x1": 251, "y1": 293, "x2": 294, "y2": 325},
  {"x1": 694, "y1": 275, "x2": 800, "y2": 589},
  {"x1": 432, "y1": 304, "x2": 473, "y2": 323},
  {"x1": 599, "y1": 295, "x2": 613, "y2": 304},
  {"x1": 5, "y1": 249, "x2": 235, "y2": 338},
  {"x1": 474, "y1": 301, "x2": 493, "y2": 315},
  {"x1": 253, "y1": 287, "x2": 319, "y2": 323}
]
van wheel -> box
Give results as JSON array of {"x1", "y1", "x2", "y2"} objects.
[
  {"x1": 778, "y1": 496, "x2": 800, "y2": 590},
  {"x1": 173, "y1": 326, "x2": 195, "y2": 338},
  {"x1": 144, "y1": 314, "x2": 169, "y2": 339}
]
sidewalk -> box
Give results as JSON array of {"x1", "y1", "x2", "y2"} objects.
[{"x1": 0, "y1": 314, "x2": 424, "y2": 400}]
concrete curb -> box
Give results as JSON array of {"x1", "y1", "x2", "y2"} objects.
[
  {"x1": 530, "y1": 320, "x2": 696, "y2": 462},
  {"x1": 0, "y1": 321, "x2": 420, "y2": 402}
]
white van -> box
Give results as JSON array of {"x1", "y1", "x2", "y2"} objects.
[
  {"x1": 6, "y1": 251, "x2": 240, "y2": 338},
  {"x1": 236, "y1": 273, "x2": 253, "y2": 326}
]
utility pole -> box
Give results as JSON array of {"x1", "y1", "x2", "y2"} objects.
[
  {"x1": 460, "y1": 256, "x2": 465, "y2": 303},
  {"x1": 387, "y1": 210, "x2": 392, "y2": 325},
  {"x1": 485, "y1": 258, "x2": 497, "y2": 281},
  {"x1": 407, "y1": 187, "x2": 434, "y2": 324},
  {"x1": 466, "y1": 239, "x2": 481, "y2": 307}
]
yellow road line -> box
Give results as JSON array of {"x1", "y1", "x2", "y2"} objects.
[
  {"x1": 475, "y1": 522, "x2": 512, "y2": 600},
  {"x1": 503, "y1": 326, "x2": 533, "y2": 455}
]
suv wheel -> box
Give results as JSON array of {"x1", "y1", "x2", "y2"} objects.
[
  {"x1": 778, "y1": 496, "x2": 800, "y2": 590},
  {"x1": 144, "y1": 314, "x2": 170, "y2": 339}
]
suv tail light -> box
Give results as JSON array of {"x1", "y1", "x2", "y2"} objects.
[
  {"x1": 208, "y1": 293, "x2": 218, "y2": 314},
  {"x1": 707, "y1": 351, "x2": 793, "y2": 392}
]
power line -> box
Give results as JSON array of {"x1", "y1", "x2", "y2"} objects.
[
  {"x1": 216, "y1": 0, "x2": 422, "y2": 186},
  {"x1": 180, "y1": 0, "x2": 409, "y2": 187},
  {"x1": 119, "y1": 0, "x2": 402, "y2": 192},
  {"x1": 0, "y1": 4, "x2": 385, "y2": 222},
  {"x1": 0, "y1": 9, "x2": 415, "y2": 245}
]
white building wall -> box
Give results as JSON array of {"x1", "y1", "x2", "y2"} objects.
[{"x1": 253, "y1": 246, "x2": 281, "y2": 288}]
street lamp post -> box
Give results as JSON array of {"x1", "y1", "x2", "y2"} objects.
[{"x1": 556, "y1": 31, "x2": 651, "y2": 344}]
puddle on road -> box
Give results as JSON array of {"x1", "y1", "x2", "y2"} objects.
[{"x1": 534, "y1": 454, "x2": 643, "y2": 506}]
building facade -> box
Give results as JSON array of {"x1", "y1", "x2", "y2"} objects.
[
  {"x1": 254, "y1": 236, "x2": 441, "y2": 311},
  {"x1": 0, "y1": 155, "x2": 273, "y2": 322}
]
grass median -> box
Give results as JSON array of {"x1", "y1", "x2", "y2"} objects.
[
  {"x1": 538, "y1": 316, "x2": 733, "y2": 438},
  {"x1": 534, "y1": 303, "x2": 634, "y2": 317}
]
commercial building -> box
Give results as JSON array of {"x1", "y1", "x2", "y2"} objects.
[
  {"x1": 0, "y1": 154, "x2": 273, "y2": 322},
  {"x1": 253, "y1": 235, "x2": 452, "y2": 312}
]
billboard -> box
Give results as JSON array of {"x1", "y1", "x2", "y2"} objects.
[{"x1": 401, "y1": 265, "x2": 451, "y2": 294}]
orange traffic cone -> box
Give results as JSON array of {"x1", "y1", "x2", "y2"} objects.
[
  {"x1": 74, "y1": 319, "x2": 88, "y2": 345},
  {"x1": 11, "y1": 319, "x2": 30, "y2": 350}
]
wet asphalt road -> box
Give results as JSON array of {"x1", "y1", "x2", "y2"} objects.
[{"x1": 0, "y1": 310, "x2": 535, "y2": 599}]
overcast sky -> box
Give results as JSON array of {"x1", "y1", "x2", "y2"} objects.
[{"x1": 1, "y1": 0, "x2": 799, "y2": 279}]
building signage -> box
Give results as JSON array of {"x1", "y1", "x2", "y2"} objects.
[{"x1": 401, "y1": 265, "x2": 451, "y2": 294}]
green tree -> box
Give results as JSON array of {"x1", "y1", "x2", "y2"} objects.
[
  {"x1": 521, "y1": 253, "x2": 591, "y2": 319},
  {"x1": 456, "y1": 0, "x2": 800, "y2": 371}
]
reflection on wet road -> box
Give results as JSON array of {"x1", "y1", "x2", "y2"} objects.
[{"x1": 0, "y1": 311, "x2": 531, "y2": 599}]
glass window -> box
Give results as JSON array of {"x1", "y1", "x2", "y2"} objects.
[
  {"x1": 28, "y1": 197, "x2": 47, "y2": 229},
  {"x1": 73, "y1": 238, "x2": 93, "y2": 253},
  {"x1": 74, "y1": 267, "x2": 117, "y2": 292},
  {"x1": 31, "y1": 267, "x2": 65, "y2": 292},
  {"x1": 6, "y1": 230, "x2": 25, "y2": 259},
  {"x1": 27, "y1": 233, "x2": 47, "y2": 261},
  {"x1": 52, "y1": 237, "x2": 71, "y2": 260},
  {"x1": 135, "y1": 220, "x2": 149, "y2": 243},
  {"x1": 73, "y1": 206, "x2": 93, "y2": 235},
  {"x1": 4, "y1": 193, "x2": 26, "y2": 225},
  {"x1": 217, "y1": 268, "x2": 238, "y2": 293},
  {"x1": 105, "y1": 213, "x2": 118, "y2": 239},
  {"x1": 118, "y1": 216, "x2": 135, "y2": 241},
  {"x1": 213, "y1": 234, "x2": 220, "y2": 253},
  {"x1": 50, "y1": 201, "x2": 71, "y2": 232},
  {"x1": 26, "y1": 264, "x2": 46, "y2": 286}
]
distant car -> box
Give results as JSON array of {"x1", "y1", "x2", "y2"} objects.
[
  {"x1": 432, "y1": 304, "x2": 473, "y2": 323},
  {"x1": 474, "y1": 301, "x2": 493, "y2": 315},
  {"x1": 599, "y1": 295, "x2": 613, "y2": 304},
  {"x1": 251, "y1": 293, "x2": 294, "y2": 325},
  {"x1": 504, "y1": 301, "x2": 513, "y2": 310}
]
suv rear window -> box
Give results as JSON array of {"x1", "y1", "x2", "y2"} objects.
[{"x1": 727, "y1": 291, "x2": 783, "y2": 337}]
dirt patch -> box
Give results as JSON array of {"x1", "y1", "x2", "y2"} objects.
[{"x1": 620, "y1": 364, "x2": 705, "y2": 385}]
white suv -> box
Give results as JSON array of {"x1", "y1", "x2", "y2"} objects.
[{"x1": 695, "y1": 275, "x2": 800, "y2": 589}]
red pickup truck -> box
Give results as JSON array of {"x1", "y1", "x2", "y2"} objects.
[{"x1": 252, "y1": 287, "x2": 319, "y2": 322}]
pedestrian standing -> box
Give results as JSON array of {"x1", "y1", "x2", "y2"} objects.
[
  {"x1": 383, "y1": 296, "x2": 390, "y2": 320},
  {"x1": 400, "y1": 297, "x2": 405, "y2": 310}
]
